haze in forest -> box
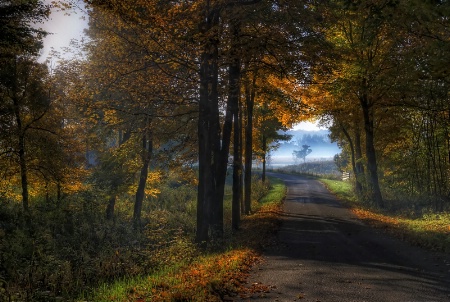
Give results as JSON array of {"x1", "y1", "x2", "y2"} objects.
[{"x1": 268, "y1": 129, "x2": 341, "y2": 167}]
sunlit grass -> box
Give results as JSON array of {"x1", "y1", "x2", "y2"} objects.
[
  {"x1": 320, "y1": 178, "x2": 450, "y2": 253},
  {"x1": 319, "y1": 178, "x2": 357, "y2": 203},
  {"x1": 258, "y1": 177, "x2": 286, "y2": 206},
  {"x1": 83, "y1": 175, "x2": 286, "y2": 301},
  {"x1": 85, "y1": 249, "x2": 257, "y2": 302}
]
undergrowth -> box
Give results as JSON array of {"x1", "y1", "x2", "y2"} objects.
[
  {"x1": 0, "y1": 173, "x2": 284, "y2": 301},
  {"x1": 83, "y1": 176, "x2": 284, "y2": 301}
]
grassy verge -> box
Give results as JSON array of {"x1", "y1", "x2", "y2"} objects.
[
  {"x1": 258, "y1": 177, "x2": 286, "y2": 206},
  {"x1": 320, "y1": 178, "x2": 450, "y2": 253},
  {"x1": 83, "y1": 176, "x2": 285, "y2": 301}
]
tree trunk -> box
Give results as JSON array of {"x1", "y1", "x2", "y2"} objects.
[
  {"x1": 196, "y1": 3, "x2": 221, "y2": 244},
  {"x1": 360, "y1": 95, "x2": 384, "y2": 208},
  {"x1": 106, "y1": 194, "x2": 116, "y2": 220},
  {"x1": 133, "y1": 130, "x2": 153, "y2": 228},
  {"x1": 196, "y1": 47, "x2": 212, "y2": 245},
  {"x1": 106, "y1": 129, "x2": 131, "y2": 220},
  {"x1": 57, "y1": 182, "x2": 62, "y2": 203},
  {"x1": 230, "y1": 20, "x2": 242, "y2": 231},
  {"x1": 339, "y1": 121, "x2": 364, "y2": 197},
  {"x1": 239, "y1": 99, "x2": 245, "y2": 215},
  {"x1": 354, "y1": 122, "x2": 365, "y2": 196},
  {"x1": 244, "y1": 72, "x2": 257, "y2": 215},
  {"x1": 262, "y1": 133, "x2": 267, "y2": 183},
  {"x1": 232, "y1": 107, "x2": 242, "y2": 230},
  {"x1": 12, "y1": 71, "x2": 29, "y2": 212}
]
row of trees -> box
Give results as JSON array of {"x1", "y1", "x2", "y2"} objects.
[
  {"x1": 79, "y1": 0, "x2": 326, "y2": 243},
  {"x1": 309, "y1": 0, "x2": 449, "y2": 210},
  {"x1": 1, "y1": 0, "x2": 328, "y2": 245},
  {"x1": 0, "y1": 1, "x2": 87, "y2": 211},
  {"x1": 2, "y1": 0, "x2": 448, "y2": 252}
]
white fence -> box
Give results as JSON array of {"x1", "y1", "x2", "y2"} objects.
[{"x1": 342, "y1": 171, "x2": 350, "y2": 181}]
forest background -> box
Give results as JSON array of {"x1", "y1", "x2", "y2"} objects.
[{"x1": 0, "y1": 0, "x2": 449, "y2": 300}]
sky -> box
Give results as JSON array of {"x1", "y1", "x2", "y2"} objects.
[
  {"x1": 38, "y1": 0, "x2": 89, "y2": 62},
  {"x1": 293, "y1": 121, "x2": 324, "y2": 131}
]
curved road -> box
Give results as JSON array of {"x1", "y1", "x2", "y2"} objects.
[{"x1": 242, "y1": 173, "x2": 450, "y2": 302}]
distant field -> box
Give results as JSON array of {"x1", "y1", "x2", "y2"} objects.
[{"x1": 265, "y1": 156, "x2": 335, "y2": 168}]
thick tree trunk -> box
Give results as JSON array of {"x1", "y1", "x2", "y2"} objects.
[
  {"x1": 360, "y1": 96, "x2": 384, "y2": 208},
  {"x1": 196, "y1": 3, "x2": 221, "y2": 244},
  {"x1": 196, "y1": 48, "x2": 212, "y2": 244}
]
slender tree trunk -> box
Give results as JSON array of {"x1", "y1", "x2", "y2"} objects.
[
  {"x1": 57, "y1": 182, "x2": 61, "y2": 203},
  {"x1": 244, "y1": 72, "x2": 256, "y2": 215},
  {"x1": 133, "y1": 130, "x2": 153, "y2": 228},
  {"x1": 208, "y1": 8, "x2": 222, "y2": 241},
  {"x1": 229, "y1": 20, "x2": 242, "y2": 230},
  {"x1": 106, "y1": 130, "x2": 131, "y2": 220},
  {"x1": 354, "y1": 122, "x2": 365, "y2": 194},
  {"x1": 360, "y1": 95, "x2": 384, "y2": 208},
  {"x1": 106, "y1": 194, "x2": 116, "y2": 220},
  {"x1": 12, "y1": 69, "x2": 29, "y2": 211},
  {"x1": 340, "y1": 119, "x2": 364, "y2": 197},
  {"x1": 232, "y1": 107, "x2": 242, "y2": 230},
  {"x1": 262, "y1": 134, "x2": 267, "y2": 183},
  {"x1": 239, "y1": 99, "x2": 245, "y2": 215},
  {"x1": 339, "y1": 123, "x2": 360, "y2": 194},
  {"x1": 18, "y1": 132, "x2": 29, "y2": 211}
]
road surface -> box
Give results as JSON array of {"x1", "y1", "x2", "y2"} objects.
[{"x1": 241, "y1": 173, "x2": 450, "y2": 302}]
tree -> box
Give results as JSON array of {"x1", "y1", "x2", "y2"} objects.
[
  {"x1": 307, "y1": 0, "x2": 449, "y2": 210},
  {"x1": 293, "y1": 144, "x2": 312, "y2": 163},
  {"x1": 0, "y1": 57, "x2": 75, "y2": 210},
  {"x1": 0, "y1": 0, "x2": 49, "y2": 57},
  {"x1": 68, "y1": 2, "x2": 199, "y2": 226},
  {"x1": 0, "y1": 1, "x2": 51, "y2": 211},
  {"x1": 83, "y1": 0, "x2": 328, "y2": 244}
]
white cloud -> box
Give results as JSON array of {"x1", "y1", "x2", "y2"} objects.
[
  {"x1": 292, "y1": 121, "x2": 325, "y2": 131},
  {"x1": 39, "y1": 0, "x2": 89, "y2": 62}
]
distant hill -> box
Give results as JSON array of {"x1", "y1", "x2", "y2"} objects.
[{"x1": 267, "y1": 129, "x2": 341, "y2": 167}]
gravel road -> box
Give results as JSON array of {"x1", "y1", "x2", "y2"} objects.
[{"x1": 241, "y1": 173, "x2": 450, "y2": 302}]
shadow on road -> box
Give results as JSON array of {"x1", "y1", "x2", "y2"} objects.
[{"x1": 244, "y1": 173, "x2": 450, "y2": 301}]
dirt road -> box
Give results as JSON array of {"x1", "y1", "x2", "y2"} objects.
[{"x1": 242, "y1": 173, "x2": 450, "y2": 302}]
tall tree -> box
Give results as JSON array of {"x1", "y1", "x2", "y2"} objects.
[{"x1": 0, "y1": 0, "x2": 49, "y2": 57}]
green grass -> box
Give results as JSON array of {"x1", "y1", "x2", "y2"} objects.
[
  {"x1": 319, "y1": 178, "x2": 357, "y2": 204},
  {"x1": 319, "y1": 178, "x2": 450, "y2": 253},
  {"x1": 259, "y1": 177, "x2": 286, "y2": 205},
  {"x1": 82, "y1": 176, "x2": 287, "y2": 301}
]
